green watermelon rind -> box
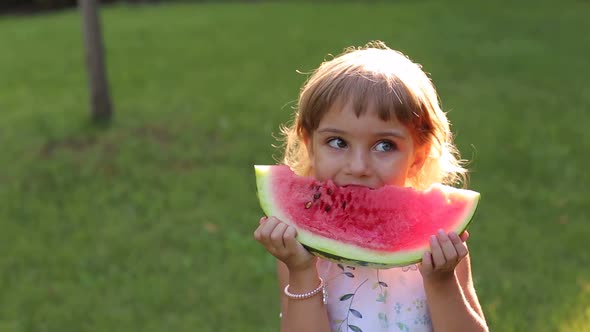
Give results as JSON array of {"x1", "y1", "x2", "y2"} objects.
[{"x1": 255, "y1": 165, "x2": 480, "y2": 269}]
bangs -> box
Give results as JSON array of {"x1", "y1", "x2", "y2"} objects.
[
  {"x1": 299, "y1": 67, "x2": 434, "y2": 144},
  {"x1": 336, "y1": 72, "x2": 420, "y2": 124}
]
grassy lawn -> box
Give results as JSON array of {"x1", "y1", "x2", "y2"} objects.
[{"x1": 0, "y1": 1, "x2": 589, "y2": 331}]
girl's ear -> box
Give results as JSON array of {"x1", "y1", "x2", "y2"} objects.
[{"x1": 408, "y1": 143, "x2": 430, "y2": 179}]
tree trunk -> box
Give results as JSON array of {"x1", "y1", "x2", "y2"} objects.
[{"x1": 79, "y1": 0, "x2": 113, "y2": 123}]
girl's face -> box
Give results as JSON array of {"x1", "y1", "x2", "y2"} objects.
[{"x1": 304, "y1": 101, "x2": 427, "y2": 189}]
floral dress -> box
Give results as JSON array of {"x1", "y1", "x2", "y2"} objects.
[{"x1": 317, "y1": 258, "x2": 433, "y2": 332}]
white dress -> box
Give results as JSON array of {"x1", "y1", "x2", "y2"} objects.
[{"x1": 317, "y1": 259, "x2": 433, "y2": 332}]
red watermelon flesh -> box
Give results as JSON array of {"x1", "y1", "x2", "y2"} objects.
[{"x1": 255, "y1": 165, "x2": 480, "y2": 268}]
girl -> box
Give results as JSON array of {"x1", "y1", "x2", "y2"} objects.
[{"x1": 254, "y1": 41, "x2": 488, "y2": 332}]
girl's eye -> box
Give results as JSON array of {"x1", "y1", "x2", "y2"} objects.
[
  {"x1": 374, "y1": 140, "x2": 397, "y2": 152},
  {"x1": 327, "y1": 137, "x2": 347, "y2": 149}
]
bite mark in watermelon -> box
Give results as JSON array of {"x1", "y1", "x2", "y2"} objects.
[{"x1": 255, "y1": 165, "x2": 480, "y2": 268}]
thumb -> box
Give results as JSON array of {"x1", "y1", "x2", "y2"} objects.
[
  {"x1": 283, "y1": 226, "x2": 302, "y2": 251},
  {"x1": 459, "y1": 230, "x2": 470, "y2": 242}
]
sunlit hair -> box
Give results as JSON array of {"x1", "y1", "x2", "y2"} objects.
[{"x1": 279, "y1": 41, "x2": 467, "y2": 189}]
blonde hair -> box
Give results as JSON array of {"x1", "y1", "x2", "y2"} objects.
[{"x1": 280, "y1": 41, "x2": 467, "y2": 189}]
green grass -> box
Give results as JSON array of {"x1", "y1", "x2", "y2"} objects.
[{"x1": 1, "y1": 1, "x2": 589, "y2": 331}]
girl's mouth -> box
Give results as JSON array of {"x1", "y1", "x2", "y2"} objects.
[{"x1": 341, "y1": 184, "x2": 376, "y2": 190}]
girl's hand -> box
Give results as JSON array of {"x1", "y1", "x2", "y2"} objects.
[
  {"x1": 419, "y1": 229, "x2": 470, "y2": 282},
  {"x1": 253, "y1": 216, "x2": 317, "y2": 272}
]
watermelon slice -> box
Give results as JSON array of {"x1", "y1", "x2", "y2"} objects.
[{"x1": 255, "y1": 165, "x2": 480, "y2": 268}]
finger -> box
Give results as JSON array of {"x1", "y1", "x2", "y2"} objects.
[
  {"x1": 253, "y1": 227, "x2": 261, "y2": 241},
  {"x1": 459, "y1": 230, "x2": 470, "y2": 242},
  {"x1": 449, "y1": 231, "x2": 462, "y2": 244},
  {"x1": 284, "y1": 226, "x2": 311, "y2": 258},
  {"x1": 430, "y1": 235, "x2": 445, "y2": 268},
  {"x1": 256, "y1": 217, "x2": 280, "y2": 245},
  {"x1": 419, "y1": 251, "x2": 434, "y2": 275},
  {"x1": 253, "y1": 217, "x2": 269, "y2": 241},
  {"x1": 449, "y1": 232, "x2": 469, "y2": 259},
  {"x1": 283, "y1": 226, "x2": 299, "y2": 251},
  {"x1": 270, "y1": 222, "x2": 288, "y2": 250},
  {"x1": 437, "y1": 229, "x2": 458, "y2": 263}
]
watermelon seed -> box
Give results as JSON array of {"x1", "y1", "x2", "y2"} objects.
[
  {"x1": 314, "y1": 192, "x2": 321, "y2": 200},
  {"x1": 342, "y1": 201, "x2": 347, "y2": 209},
  {"x1": 324, "y1": 205, "x2": 331, "y2": 212},
  {"x1": 305, "y1": 201, "x2": 312, "y2": 209},
  {"x1": 327, "y1": 188, "x2": 334, "y2": 195}
]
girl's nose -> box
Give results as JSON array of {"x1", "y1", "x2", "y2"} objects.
[{"x1": 347, "y1": 149, "x2": 371, "y2": 177}]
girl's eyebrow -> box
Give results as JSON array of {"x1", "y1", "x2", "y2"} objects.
[
  {"x1": 374, "y1": 130, "x2": 408, "y2": 139},
  {"x1": 317, "y1": 128, "x2": 407, "y2": 139},
  {"x1": 316, "y1": 128, "x2": 346, "y2": 135}
]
